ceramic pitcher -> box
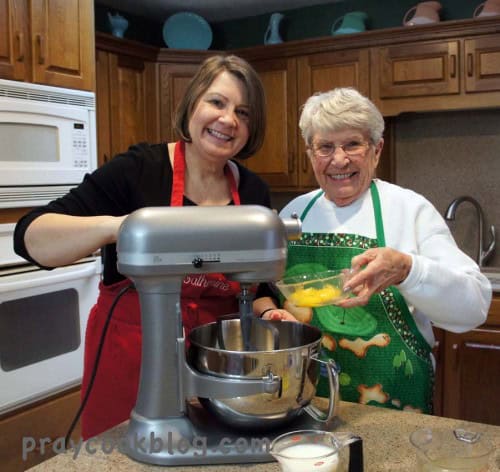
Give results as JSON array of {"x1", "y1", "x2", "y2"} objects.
[
  {"x1": 331, "y1": 11, "x2": 368, "y2": 35},
  {"x1": 108, "y1": 12, "x2": 129, "y2": 38},
  {"x1": 264, "y1": 12, "x2": 284, "y2": 45},
  {"x1": 473, "y1": 0, "x2": 500, "y2": 17},
  {"x1": 403, "y1": 1, "x2": 442, "y2": 26}
]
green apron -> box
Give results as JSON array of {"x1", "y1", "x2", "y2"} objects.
[{"x1": 285, "y1": 181, "x2": 434, "y2": 413}]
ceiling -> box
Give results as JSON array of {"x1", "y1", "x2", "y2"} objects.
[{"x1": 95, "y1": 0, "x2": 342, "y2": 23}]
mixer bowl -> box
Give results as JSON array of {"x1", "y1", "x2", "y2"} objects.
[{"x1": 188, "y1": 319, "x2": 332, "y2": 430}]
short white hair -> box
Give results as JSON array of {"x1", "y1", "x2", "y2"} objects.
[{"x1": 299, "y1": 87, "x2": 385, "y2": 146}]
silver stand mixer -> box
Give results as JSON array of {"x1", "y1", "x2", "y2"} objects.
[{"x1": 117, "y1": 205, "x2": 318, "y2": 466}]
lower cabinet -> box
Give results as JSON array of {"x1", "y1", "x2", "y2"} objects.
[
  {"x1": 0, "y1": 387, "x2": 81, "y2": 472},
  {"x1": 434, "y1": 295, "x2": 500, "y2": 426}
]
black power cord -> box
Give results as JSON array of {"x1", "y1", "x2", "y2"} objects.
[{"x1": 64, "y1": 283, "x2": 134, "y2": 450}]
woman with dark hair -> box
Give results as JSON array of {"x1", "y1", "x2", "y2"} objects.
[{"x1": 14, "y1": 55, "x2": 272, "y2": 439}]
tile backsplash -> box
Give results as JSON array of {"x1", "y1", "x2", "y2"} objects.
[{"x1": 394, "y1": 110, "x2": 499, "y2": 268}]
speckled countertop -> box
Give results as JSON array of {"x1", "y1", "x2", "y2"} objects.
[{"x1": 28, "y1": 400, "x2": 500, "y2": 471}]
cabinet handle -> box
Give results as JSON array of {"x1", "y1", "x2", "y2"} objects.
[
  {"x1": 432, "y1": 340, "x2": 440, "y2": 363},
  {"x1": 103, "y1": 154, "x2": 109, "y2": 164},
  {"x1": 450, "y1": 55, "x2": 456, "y2": 78},
  {"x1": 301, "y1": 152, "x2": 308, "y2": 173},
  {"x1": 452, "y1": 342, "x2": 460, "y2": 370},
  {"x1": 467, "y1": 53, "x2": 473, "y2": 77},
  {"x1": 36, "y1": 34, "x2": 45, "y2": 65},
  {"x1": 15, "y1": 31, "x2": 24, "y2": 61},
  {"x1": 289, "y1": 153, "x2": 295, "y2": 174}
]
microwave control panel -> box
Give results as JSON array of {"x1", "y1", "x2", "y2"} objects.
[{"x1": 72, "y1": 122, "x2": 89, "y2": 168}]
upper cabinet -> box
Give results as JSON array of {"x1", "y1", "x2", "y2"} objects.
[
  {"x1": 296, "y1": 48, "x2": 370, "y2": 189},
  {"x1": 0, "y1": 0, "x2": 95, "y2": 91},
  {"x1": 96, "y1": 34, "x2": 160, "y2": 166},
  {"x1": 372, "y1": 40, "x2": 460, "y2": 100},
  {"x1": 244, "y1": 57, "x2": 298, "y2": 188},
  {"x1": 242, "y1": 46, "x2": 369, "y2": 191},
  {"x1": 156, "y1": 50, "x2": 214, "y2": 142},
  {"x1": 370, "y1": 30, "x2": 500, "y2": 116},
  {"x1": 464, "y1": 35, "x2": 500, "y2": 93}
]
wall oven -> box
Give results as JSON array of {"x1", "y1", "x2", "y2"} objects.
[
  {"x1": 0, "y1": 78, "x2": 97, "y2": 208},
  {"x1": 0, "y1": 223, "x2": 101, "y2": 415}
]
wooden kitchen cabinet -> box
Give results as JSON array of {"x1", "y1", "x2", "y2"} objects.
[
  {"x1": 244, "y1": 57, "x2": 299, "y2": 188},
  {"x1": 0, "y1": 0, "x2": 95, "y2": 91},
  {"x1": 156, "y1": 49, "x2": 214, "y2": 141},
  {"x1": 96, "y1": 34, "x2": 160, "y2": 166},
  {"x1": 434, "y1": 295, "x2": 500, "y2": 426},
  {"x1": 243, "y1": 47, "x2": 370, "y2": 191},
  {"x1": 370, "y1": 27, "x2": 500, "y2": 116},
  {"x1": 296, "y1": 48, "x2": 371, "y2": 189},
  {"x1": 0, "y1": 387, "x2": 82, "y2": 472},
  {"x1": 372, "y1": 40, "x2": 460, "y2": 99},
  {"x1": 158, "y1": 61, "x2": 202, "y2": 142},
  {"x1": 464, "y1": 34, "x2": 500, "y2": 93}
]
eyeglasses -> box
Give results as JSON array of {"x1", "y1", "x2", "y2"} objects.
[{"x1": 310, "y1": 140, "x2": 370, "y2": 159}]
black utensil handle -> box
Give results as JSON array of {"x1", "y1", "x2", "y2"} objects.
[{"x1": 348, "y1": 436, "x2": 363, "y2": 472}]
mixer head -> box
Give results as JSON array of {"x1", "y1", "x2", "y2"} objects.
[{"x1": 117, "y1": 205, "x2": 301, "y2": 284}]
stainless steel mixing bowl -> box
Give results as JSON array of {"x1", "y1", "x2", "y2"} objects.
[{"x1": 188, "y1": 319, "x2": 339, "y2": 430}]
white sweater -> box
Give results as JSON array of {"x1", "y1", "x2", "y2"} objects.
[{"x1": 279, "y1": 179, "x2": 492, "y2": 346}]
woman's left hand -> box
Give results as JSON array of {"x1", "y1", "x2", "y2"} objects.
[
  {"x1": 337, "y1": 247, "x2": 412, "y2": 308},
  {"x1": 261, "y1": 309, "x2": 298, "y2": 321}
]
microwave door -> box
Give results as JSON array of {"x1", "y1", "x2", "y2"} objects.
[{"x1": 0, "y1": 106, "x2": 92, "y2": 186}]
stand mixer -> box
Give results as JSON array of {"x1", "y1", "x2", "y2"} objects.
[{"x1": 116, "y1": 205, "x2": 331, "y2": 466}]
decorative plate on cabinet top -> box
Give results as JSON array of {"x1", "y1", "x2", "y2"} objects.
[{"x1": 162, "y1": 12, "x2": 213, "y2": 50}]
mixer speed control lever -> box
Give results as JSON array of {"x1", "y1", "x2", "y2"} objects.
[{"x1": 192, "y1": 257, "x2": 203, "y2": 268}]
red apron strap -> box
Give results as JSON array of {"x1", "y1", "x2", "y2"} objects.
[{"x1": 171, "y1": 140, "x2": 240, "y2": 206}]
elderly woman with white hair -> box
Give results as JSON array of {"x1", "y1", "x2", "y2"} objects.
[{"x1": 254, "y1": 87, "x2": 491, "y2": 414}]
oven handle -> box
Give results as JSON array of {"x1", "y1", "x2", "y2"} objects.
[{"x1": 0, "y1": 260, "x2": 100, "y2": 293}]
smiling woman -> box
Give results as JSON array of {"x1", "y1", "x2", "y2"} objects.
[
  {"x1": 256, "y1": 86, "x2": 492, "y2": 416},
  {"x1": 13, "y1": 54, "x2": 272, "y2": 440}
]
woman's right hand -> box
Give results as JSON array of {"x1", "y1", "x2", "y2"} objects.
[{"x1": 261, "y1": 308, "x2": 298, "y2": 321}]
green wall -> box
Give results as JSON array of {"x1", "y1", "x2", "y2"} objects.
[{"x1": 95, "y1": 0, "x2": 482, "y2": 50}]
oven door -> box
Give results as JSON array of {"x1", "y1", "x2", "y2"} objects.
[{"x1": 0, "y1": 258, "x2": 101, "y2": 415}]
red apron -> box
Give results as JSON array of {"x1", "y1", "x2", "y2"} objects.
[{"x1": 81, "y1": 141, "x2": 241, "y2": 439}]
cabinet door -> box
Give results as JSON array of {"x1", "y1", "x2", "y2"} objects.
[
  {"x1": 96, "y1": 50, "x2": 111, "y2": 167},
  {"x1": 30, "y1": 0, "x2": 94, "y2": 90},
  {"x1": 374, "y1": 41, "x2": 459, "y2": 99},
  {"x1": 442, "y1": 328, "x2": 500, "y2": 425},
  {"x1": 159, "y1": 62, "x2": 200, "y2": 142},
  {"x1": 247, "y1": 58, "x2": 298, "y2": 188},
  {"x1": 0, "y1": 0, "x2": 29, "y2": 80},
  {"x1": 464, "y1": 35, "x2": 500, "y2": 93},
  {"x1": 297, "y1": 49, "x2": 370, "y2": 188},
  {"x1": 0, "y1": 388, "x2": 81, "y2": 471},
  {"x1": 108, "y1": 53, "x2": 159, "y2": 157}
]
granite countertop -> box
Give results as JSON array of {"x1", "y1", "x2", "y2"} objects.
[{"x1": 28, "y1": 400, "x2": 500, "y2": 471}]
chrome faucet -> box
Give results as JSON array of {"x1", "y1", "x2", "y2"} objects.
[{"x1": 445, "y1": 196, "x2": 496, "y2": 267}]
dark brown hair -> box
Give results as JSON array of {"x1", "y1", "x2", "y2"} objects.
[{"x1": 174, "y1": 55, "x2": 266, "y2": 160}]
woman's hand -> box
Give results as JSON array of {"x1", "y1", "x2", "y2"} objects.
[
  {"x1": 253, "y1": 296, "x2": 298, "y2": 321},
  {"x1": 260, "y1": 308, "x2": 298, "y2": 321},
  {"x1": 337, "y1": 247, "x2": 412, "y2": 308}
]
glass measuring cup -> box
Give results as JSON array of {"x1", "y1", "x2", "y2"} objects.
[
  {"x1": 410, "y1": 427, "x2": 494, "y2": 471},
  {"x1": 270, "y1": 430, "x2": 363, "y2": 472}
]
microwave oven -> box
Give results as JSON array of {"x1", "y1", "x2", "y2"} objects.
[{"x1": 0, "y1": 79, "x2": 97, "y2": 208}]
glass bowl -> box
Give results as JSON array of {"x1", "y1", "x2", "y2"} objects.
[{"x1": 275, "y1": 270, "x2": 351, "y2": 307}]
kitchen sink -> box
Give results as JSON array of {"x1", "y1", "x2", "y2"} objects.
[{"x1": 481, "y1": 267, "x2": 500, "y2": 292}]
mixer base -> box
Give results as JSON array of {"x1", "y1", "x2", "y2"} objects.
[{"x1": 124, "y1": 399, "x2": 339, "y2": 466}]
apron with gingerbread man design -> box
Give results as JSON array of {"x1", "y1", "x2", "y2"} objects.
[{"x1": 283, "y1": 181, "x2": 434, "y2": 413}]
